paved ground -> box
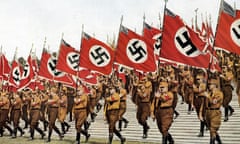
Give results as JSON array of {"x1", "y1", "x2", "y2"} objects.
[{"x1": 1, "y1": 92, "x2": 239, "y2": 144}]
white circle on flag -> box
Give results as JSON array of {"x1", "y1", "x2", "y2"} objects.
[
  {"x1": 126, "y1": 38, "x2": 148, "y2": 63},
  {"x1": 230, "y1": 19, "x2": 240, "y2": 47},
  {"x1": 66, "y1": 52, "x2": 80, "y2": 71},
  {"x1": 89, "y1": 45, "x2": 111, "y2": 67},
  {"x1": 174, "y1": 27, "x2": 201, "y2": 57}
]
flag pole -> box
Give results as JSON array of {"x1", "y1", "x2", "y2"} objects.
[
  {"x1": 206, "y1": 0, "x2": 224, "y2": 83},
  {"x1": 158, "y1": 0, "x2": 168, "y2": 75},
  {"x1": 75, "y1": 24, "x2": 84, "y2": 94}
]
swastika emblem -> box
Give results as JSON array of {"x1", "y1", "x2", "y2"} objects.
[
  {"x1": 126, "y1": 39, "x2": 148, "y2": 63},
  {"x1": 174, "y1": 27, "x2": 201, "y2": 57},
  {"x1": 12, "y1": 67, "x2": 20, "y2": 85},
  {"x1": 21, "y1": 62, "x2": 30, "y2": 79},
  {"x1": 152, "y1": 33, "x2": 162, "y2": 54},
  {"x1": 66, "y1": 52, "x2": 79, "y2": 71},
  {"x1": 89, "y1": 45, "x2": 111, "y2": 67},
  {"x1": 230, "y1": 19, "x2": 240, "y2": 47},
  {"x1": 47, "y1": 55, "x2": 64, "y2": 77}
]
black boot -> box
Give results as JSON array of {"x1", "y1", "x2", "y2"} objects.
[
  {"x1": 55, "y1": 127, "x2": 64, "y2": 140},
  {"x1": 162, "y1": 136, "x2": 168, "y2": 144},
  {"x1": 142, "y1": 123, "x2": 149, "y2": 139},
  {"x1": 17, "y1": 126, "x2": 25, "y2": 137},
  {"x1": 216, "y1": 134, "x2": 222, "y2": 144},
  {"x1": 168, "y1": 133, "x2": 174, "y2": 144},
  {"x1": 61, "y1": 122, "x2": 66, "y2": 134},
  {"x1": 197, "y1": 121, "x2": 204, "y2": 137},
  {"x1": 44, "y1": 121, "x2": 48, "y2": 131},
  {"x1": 0, "y1": 128, "x2": 3, "y2": 137},
  {"x1": 210, "y1": 137, "x2": 216, "y2": 144},
  {"x1": 187, "y1": 104, "x2": 192, "y2": 114},
  {"x1": 5, "y1": 124, "x2": 13, "y2": 136},
  {"x1": 75, "y1": 132, "x2": 80, "y2": 144},
  {"x1": 108, "y1": 133, "x2": 113, "y2": 144},
  {"x1": 174, "y1": 110, "x2": 179, "y2": 119},
  {"x1": 64, "y1": 121, "x2": 70, "y2": 132},
  {"x1": 224, "y1": 107, "x2": 229, "y2": 122},
  {"x1": 114, "y1": 129, "x2": 126, "y2": 144},
  {"x1": 118, "y1": 120, "x2": 122, "y2": 131},
  {"x1": 29, "y1": 128, "x2": 34, "y2": 140},
  {"x1": 81, "y1": 130, "x2": 91, "y2": 142},
  {"x1": 122, "y1": 118, "x2": 129, "y2": 128},
  {"x1": 46, "y1": 130, "x2": 52, "y2": 142},
  {"x1": 229, "y1": 105, "x2": 234, "y2": 116},
  {"x1": 91, "y1": 112, "x2": 97, "y2": 122},
  {"x1": 35, "y1": 126, "x2": 45, "y2": 139},
  {"x1": 84, "y1": 121, "x2": 90, "y2": 130},
  {"x1": 11, "y1": 128, "x2": 17, "y2": 138},
  {"x1": 23, "y1": 121, "x2": 28, "y2": 129}
]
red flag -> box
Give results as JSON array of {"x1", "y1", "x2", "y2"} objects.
[
  {"x1": 143, "y1": 22, "x2": 162, "y2": 55},
  {"x1": 56, "y1": 39, "x2": 80, "y2": 76},
  {"x1": 160, "y1": 9, "x2": 211, "y2": 69},
  {"x1": 113, "y1": 64, "x2": 126, "y2": 84},
  {"x1": 0, "y1": 53, "x2": 11, "y2": 81},
  {"x1": 215, "y1": 1, "x2": 240, "y2": 54},
  {"x1": 18, "y1": 55, "x2": 35, "y2": 90},
  {"x1": 9, "y1": 60, "x2": 21, "y2": 89},
  {"x1": 115, "y1": 25, "x2": 157, "y2": 72},
  {"x1": 79, "y1": 32, "x2": 114, "y2": 75},
  {"x1": 38, "y1": 49, "x2": 72, "y2": 84}
]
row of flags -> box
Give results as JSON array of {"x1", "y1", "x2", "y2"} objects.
[{"x1": 0, "y1": 0, "x2": 239, "y2": 92}]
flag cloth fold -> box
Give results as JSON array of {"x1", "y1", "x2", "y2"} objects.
[
  {"x1": 160, "y1": 8, "x2": 211, "y2": 69},
  {"x1": 79, "y1": 32, "x2": 115, "y2": 75},
  {"x1": 115, "y1": 25, "x2": 157, "y2": 72}
]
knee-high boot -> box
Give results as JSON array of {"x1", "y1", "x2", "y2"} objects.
[
  {"x1": 122, "y1": 117, "x2": 129, "y2": 128},
  {"x1": 224, "y1": 107, "x2": 229, "y2": 122},
  {"x1": 61, "y1": 122, "x2": 66, "y2": 134},
  {"x1": 210, "y1": 137, "x2": 215, "y2": 144},
  {"x1": 114, "y1": 129, "x2": 126, "y2": 144},
  {"x1": 118, "y1": 120, "x2": 122, "y2": 131},
  {"x1": 162, "y1": 135, "x2": 167, "y2": 144},
  {"x1": 75, "y1": 132, "x2": 80, "y2": 144},
  {"x1": 198, "y1": 121, "x2": 204, "y2": 137},
  {"x1": 168, "y1": 133, "x2": 174, "y2": 144},
  {"x1": 216, "y1": 134, "x2": 222, "y2": 144},
  {"x1": 46, "y1": 129, "x2": 52, "y2": 142},
  {"x1": 64, "y1": 121, "x2": 70, "y2": 132},
  {"x1": 81, "y1": 130, "x2": 91, "y2": 142},
  {"x1": 17, "y1": 126, "x2": 24, "y2": 136},
  {"x1": 29, "y1": 128, "x2": 34, "y2": 140},
  {"x1": 108, "y1": 133, "x2": 113, "y2": 144}
]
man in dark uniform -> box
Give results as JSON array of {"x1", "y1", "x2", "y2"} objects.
[{"x1": 151, "y1": 81, "x2": 174, "y2": 144}]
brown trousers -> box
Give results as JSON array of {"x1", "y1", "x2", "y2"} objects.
[
  {"x1": 106, "y1": 109, "x2": 119, "y2": 133},
  {"x1": 155, "y1": 107, "x2": 173, "y2": 137},
  {"x1": 137, "y1": 102, "x2": 150, "y2": 126},
  {"x1": 48, "y1": 107, "x2": 59, "y2": 131},
  {"x1": 74, "y1": 109, "x2": 87, "y2": 133},
  {"x1": 30, "y1": 109, "x2": 40, "y2": 129},
  {"x1": 205, "y1": 110, "x2": 221, "y2": 138}
]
